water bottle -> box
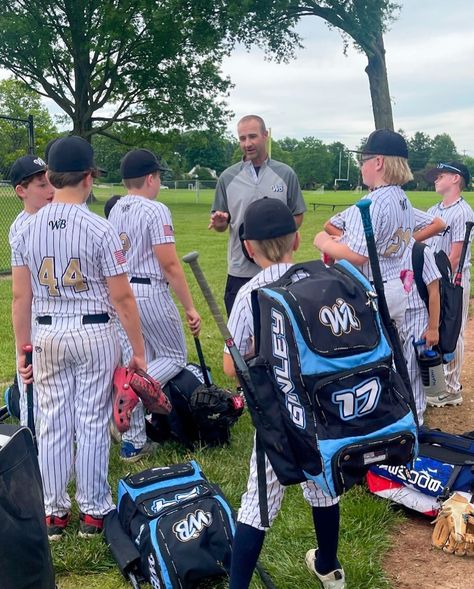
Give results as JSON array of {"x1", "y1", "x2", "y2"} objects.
[{"x1": 416, "y1": 348, "x2": 446, "y2": 398}]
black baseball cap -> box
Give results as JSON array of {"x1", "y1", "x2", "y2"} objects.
[
  {"x1": 48, "y1": 136, "x2": 97, "y2": 173},
  {"x1": 10, "y1": 155, "x2": 47, "y2": 187},
  {"x1": 120, "y1": 149, "x2": 170, "y2": 180},
  {"x1": 44, "y1": 137, "x2": 59, "y2": 164},
  {"x1": 353, "y1": 129, "x2": 409, "y2": 159},
  {"x1": 425, "y1": 161, "x2": 471, "y2": 186},
  {"x1": 104, "y1": 195, "x2": 122, "y2": 219},
  {"x1": 241, "y1": 197, "x2": 297, "y2": 240}
]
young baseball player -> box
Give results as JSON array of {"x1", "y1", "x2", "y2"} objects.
[
  {"x1": 224, "y1": 198, "x2": 345, "y2": 589},
  {"x1": 314, "y1": 129, "x2": 415, "y2": 330},
  {"x1": 7, "y1": 155, "x2": 54, "y2": 427},
  {"x1": 425, "y1": 162, "x2": 474, "y2": 407},
  {"x1": 11, "y1": 136, "x2": 146, "y2": 540},
  {"x1": 108, "y1": 148, "x2": 201, "y2": 461}
]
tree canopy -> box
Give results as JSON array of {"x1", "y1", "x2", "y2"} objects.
[{"x1": 0, "y1": 0, "x2": 233, "y2": 139}]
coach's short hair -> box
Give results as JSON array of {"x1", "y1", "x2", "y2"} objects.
[
  {"x1": 237, "y1": 115, "x2": 267, "y2": 134},
  {"x1": 382, "y1": 156, "x2": 414, "y2": 186},
  {"x1": 47, "y1": 169, "x2": 96, "y2": 189},
  {"x1": 250, "y1": 233, "x2": 296, "y2": 263}
]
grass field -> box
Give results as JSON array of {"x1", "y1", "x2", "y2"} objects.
[{"x1": 1, "y1": 187, "x2": 472, "y2": 588}]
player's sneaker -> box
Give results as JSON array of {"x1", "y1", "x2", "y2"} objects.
[
  {"x1": 305, "y1": 549, "x2": 346, "y2": 589},
  {"x1": 427, "y1": 390, "x2": 463, "y2": 407},
  {"x1": 119, "y1": 440, "x2": 155, "y2": 463},
  {"x1": 78, "y1": 513, "x2": 104, "y2": 538},
  {"x1": 46, "y1": 513, "x2": 70, "y2": 541}
]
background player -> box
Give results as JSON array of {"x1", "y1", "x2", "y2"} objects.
[
  {"x1": 425, "y1": 162, "x2": 474, "y2": 406},
  {"x1": 314, "y1": 129, "x2": 415, "y2": 330},
  {"x1": 11, "y1": 136, "x2": 146, "y2": 540},
  {"x1": 209, "y1": 114, "x2": 306, "y2": 315},
  {"x1": 224, "y1": 198, "x2": 345, "y2": 589},
  {"x1": 7, "y1": 155, "x2": 54, "y2": 426},
  {"x1": 108, "y1": 148, "x2": 201, "y2": 461}
]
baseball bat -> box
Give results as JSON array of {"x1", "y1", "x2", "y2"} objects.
[
  {"x1": 454, "y1": 221, "x2": 474, "y2": 286},
  {"x1": 182, "y1": 251, "x2": 253, "y2": 390},
  {"x1": 355, "y1": 201, "x2": 414, "y2": 396},
  {"x1": 22, "y1": 343, "x2": 37, "y2": 451},
  {"x1": 193, "y1": 337, "x2": 212, "y2": 388}
]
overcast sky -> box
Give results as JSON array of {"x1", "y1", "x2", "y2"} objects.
[{"x1": 222, "y1": 0, "x2": 474, "y2": 154}]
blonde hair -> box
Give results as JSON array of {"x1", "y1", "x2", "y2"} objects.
[
  {"x1": 123, "y1": 171, "x2": 159, "y2": 190},
  {"x1": 381, "y1": 156, "x2": 413, "y2": 186},
  {"x1": 250, "y1": 233, "x2": 295, "y2": 263}
]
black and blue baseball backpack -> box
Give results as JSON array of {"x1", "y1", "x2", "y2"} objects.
[
  {"x1": 242, "y1": 259, "x2": 418, "y2": 500},
  {"x1": 113, "y1": 460, "x2": 235, "y2": 588}
]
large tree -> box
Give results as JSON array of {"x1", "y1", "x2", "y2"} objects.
[
  {"x1": 235, "y1": 0, "x2": 400, "y2": 129},
  {"x1": 0, "y1": 0, "x2": 232, "y2": 140}
]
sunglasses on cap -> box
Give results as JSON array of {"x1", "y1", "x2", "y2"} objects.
[{"x1": 435, "y1": 163, "x2": 463, "y2": 175}]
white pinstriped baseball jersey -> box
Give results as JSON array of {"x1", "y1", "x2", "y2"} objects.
[
  {"x1": 9, "y1": 210, "x2": 32, "y2": 245},
  {"x1": 427, "y1": 197, "x2": 474, "y2": 275},
  {"x1": 108, "y1": 195, "x2": 175, "y2": 281},
  {"x1": 226, "y1": 262, "x2": 338, "y2": 530},
  {"x1": 331, "y1": 186, "x2": 415, "y2": 281},
  {"x1": 108, "y1": 193, "x2": 187, "y2": 448},
  {"x1": 11, "y1": 202, "x2": 128, "y2": 315}
]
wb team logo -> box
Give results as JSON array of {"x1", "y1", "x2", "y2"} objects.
[
  {"x1": 319, "y1": 298, "x2": 361, "y2": 336},
  {"x1": 332, "y1": 377, "x2": 381, "y2": 421},
  {"x1": 173, "y1": 509, "x2": 213, "y2": 542},
  {"x1": 271, "y1": 308, "x2": 305, "y2": 429}
]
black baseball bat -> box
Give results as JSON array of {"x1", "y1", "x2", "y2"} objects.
[
  {"x1": 182, "y1": 251, "x2": 254, "y2": 390},
  {"x1": 355, "y1": 200, "x2": 414, "y2": 396},
  {"x1": 454, "y1": 221, "x2": 474, "y2": 286},
  {"x1": 22, "y1": 343, "x2": 37, "y2": 451},
  {"x1": 193, "y1": 337, "x2": 212, "y2": 388}
]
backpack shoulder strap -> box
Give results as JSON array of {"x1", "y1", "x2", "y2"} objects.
[{"x1": 412, "y1": 242, "x2": 429, "y2": 308}]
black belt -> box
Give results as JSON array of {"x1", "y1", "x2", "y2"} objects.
[
  {"x1": 37, "y1": 313, "x2": 110, "y2": 325},
  {"x1": 130, "y1": 277, "x2": 151, "y2": 285}
]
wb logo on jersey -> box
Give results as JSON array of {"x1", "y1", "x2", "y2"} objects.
[
  {"x1": 332, "y1": 377, "x2": 381, "y2": 421},
  {"x1": 271, "y1": 308, "x2": 305, "y2": 429},
  {"x1": 48, "y1": 219, "x2": 67, "y2": 230},
  {"x1": 319, "y1": 298, "x2": 361, "y2": 336},
  {"x1": 173, "y1": 509, "x2": 213, "y2": 543}
]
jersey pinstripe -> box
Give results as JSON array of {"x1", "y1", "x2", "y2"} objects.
[
  {"x1": 11, "y1": 202, "x2": 128, "y2": 315},
  {"x1": 226, "y1": 263, "x2": 338, "y2": 530},
  {"x1": 336, "y1": 186, "x2": 415, "y2": 281},
  {"x1": 108, "y1": 194, "x2": 187, "y2": 449},
  {"x1": 400, "y1": 241, "x2": 441, "y2": 423},
  {"x1": 9, "y1": 210, "x2": 32, "y2": 244},
  {"x1": 10, "y1": 201, "x2": 126, "y2": 518}
]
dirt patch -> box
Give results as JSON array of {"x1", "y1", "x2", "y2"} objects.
[{"x1": 383, "y1": 307, "x2": 474, "y2": 588}]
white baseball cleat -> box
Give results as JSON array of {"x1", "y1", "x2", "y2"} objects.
[{"x1": 305, "y1": 549, "x2": 346, "y2": 589}]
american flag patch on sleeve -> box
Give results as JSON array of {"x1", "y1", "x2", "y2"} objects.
[
  {"x1": 114, "y1": 249, "x2": 126, "y2": 265},
  {"x1": 163, "y1": 224, "x2": 174, "y2": 237}
]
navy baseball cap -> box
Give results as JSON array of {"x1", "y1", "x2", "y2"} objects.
[
  {"x1": 10, "y1": 155, "x2": 47, "y2": 187},
  {"x1": 425, "y1": 161, "x2": 471, "y2": 186},
  {"x1": 241, "y1": 197, "x2": 297, "y2": 240},
  {"x1": 48, "y1": 136, "x2": 97, "y2": 173},
  {"x1": 44, "y1": 137, "x2": 60, "y2": 164},
  {"x1": 353, "y1": 129, "x2": 409, "y2": 159},
  {"x1": 104, "y1": 195, "x2": 122, "y2": 219},
  {"x1": 120, "y1": 149, "x2": 170, "y2": 179}
]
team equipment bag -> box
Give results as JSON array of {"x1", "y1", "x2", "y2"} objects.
[
  {"x1": 0, "y1": 425, "x2": 55, "y2": 589},
  {"x1": 146, "y1": 363, "x2": 244, "y2": 448},
  {"x1": 113, "y1": 460, "x2": 234, "y2": 588},
  {"x1": 412, "y1": 242, "x2": 463, "y2": 355},
  {"x1": 367, "y1": 427, "x2": 474, "y2": 516},
  {"x1": 243, "y1": 260, "x2": 418, "y2": 498}
]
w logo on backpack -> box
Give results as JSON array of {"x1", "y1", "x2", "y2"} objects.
[{"x1": 319, "y1": 298, "x2": 361, "y2": 336}]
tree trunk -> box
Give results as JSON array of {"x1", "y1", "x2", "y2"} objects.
[{"x1": 364, "y1": 34, "x2": 394, "y2": 130}]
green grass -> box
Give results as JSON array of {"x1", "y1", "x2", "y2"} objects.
[{"x1": 2, "y1": 187, "x2": 472, "y2": 588}]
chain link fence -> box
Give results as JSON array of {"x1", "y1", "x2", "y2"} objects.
[{"x1": 0, "y1": 114, "x2": 34, "y2": 274}]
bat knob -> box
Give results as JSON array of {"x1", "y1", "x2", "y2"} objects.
[
  {"x1": 182, "y1": 251, "x2": 199, "y2": 264},
  {"x1": 22, "y1": 344, "x2": 33, "y2": 353},
  {"x1": 356, "y1": 199, "x2": 372, "y2": 210}
]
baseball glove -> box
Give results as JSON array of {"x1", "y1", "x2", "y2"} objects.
[
  {"x1": 190, "y1": 384, "x2": 244, "y2": 428},
  {"x1": 432, "y1": 493, "x2": 474, "y2": 556},
  {"x1": 112, "y1": 367, "x2": 139, "y2": 433},
  {"x1": 128, "y1": 368, "x2": 172, "y2": 415}
]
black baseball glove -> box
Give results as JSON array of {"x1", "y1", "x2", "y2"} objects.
[{"x1": 190, "y1": 384, "x2": 244, "y2": 429}]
